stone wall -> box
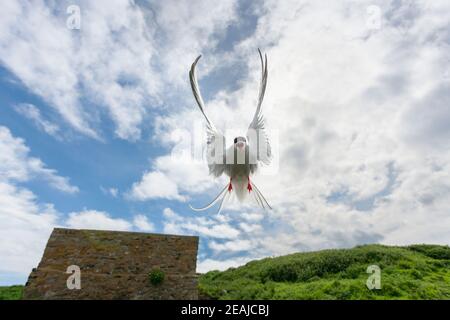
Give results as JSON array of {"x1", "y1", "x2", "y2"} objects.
[{"x1": 23, "y1": 228, "x2": 199, "y2": 300}]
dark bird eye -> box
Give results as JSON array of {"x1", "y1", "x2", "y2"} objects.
[{"x1": 234, "y1": 138, "x2": 237, "y2": 144}]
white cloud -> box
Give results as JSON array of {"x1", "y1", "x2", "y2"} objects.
[
  {"x1": 66, "y1": 211, "x2": 156, "y2": 234},
  {"x1": 0, "y1": 126, "x2": 78, "y2": 193},
  {"x1": 238, "y1": 222, "x2": 262, "y2": 233},
  {"x1": 109, "y1": 188, "x2": 118, "y2": 198},
  {"x1": 128, "y1": 171, "x2": 186, "y2": 201},
  {"x1": 162, "y1": 207, "x2": 241, "y2": 239},
  {"x1": 185, "y1": 222, "x2": 241, "y2": 239},
  {"x1": 149, "y1": 0, "x2": 238, "y2": 85},
  {"x1": 66, "y1": 210, "x2": 132, "y2": 231},
  {"x1": 100, "y1": 186, "x2": 119, "y2": 198},
  {"x1": 163, "y1": 207, "x2": 179, "y2": 219},
  {"x1": 13, "y1": 103, "x2": 60, "y2": 137},
  {"x1": 0, "y1": 125, "x2": 81, "y2": 283},
  {"x1": 0, "y1": 126, "x2": 71, "y2": 277},
  {"x1": 133, "y1": 214, "x2": 155, "y2": 232},
  {"x1": 0, "y1": 182, "x2": 58, "y2": 276},
  {"x1": 241, "y1": 212, "x2": 264, "y2": 222},
  {"x1": 209, "y1": 239, "x2": 254, "y2": 252},
  {"x1": 197, "y1": 256, "x2": 255, "y2": 273},
  {"x1": 0, "y1": 1, "x2": 97, "y2": 138},
  {"x1": 128, "y1": 152, "x2": 223, "y2": 201},
  {"x1": 0, "y1": 0, "x2": 237, "y2": 140}
]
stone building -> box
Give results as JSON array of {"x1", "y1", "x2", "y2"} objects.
[{"x1": 23, "y1": 228, "x2": 199, "y2": 300}]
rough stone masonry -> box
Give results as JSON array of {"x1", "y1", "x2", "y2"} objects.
[{"x1": 23, "y1": 228, "x2": 199, "y2": 300}]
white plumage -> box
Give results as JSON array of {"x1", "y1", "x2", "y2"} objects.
[{"x1": 189, "y1": 49, "x2": 272, "y2": 214}]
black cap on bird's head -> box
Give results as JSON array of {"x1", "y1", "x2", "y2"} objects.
[{"x1": 234, "y1": 136, "x2": 247, "y2": 149}]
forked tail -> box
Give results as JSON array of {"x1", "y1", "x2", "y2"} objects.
[
  {"x1": 189, "y1": 184, "x2": 230, "y2": 215},
  {"x1": 189, "y1": 180, "x2": 272, "y2": 214}
]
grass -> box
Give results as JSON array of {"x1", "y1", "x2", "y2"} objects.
[
  {"x1": 198, "y1": 244, "x2": 450, "y2": 300},
  {"x1": 0, "y1": 285, "x2": 23, "y2": 300}
]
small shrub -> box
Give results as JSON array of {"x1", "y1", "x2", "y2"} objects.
[
  {"x1": 264, "y1": 263, "x2": 299, "y2": 282},
  {"x1": 342, "y1": 265, "x2": 364, "y2": 279},
  {"x1": 148, "y1": 268, "x2": 165, "y2": 286}
]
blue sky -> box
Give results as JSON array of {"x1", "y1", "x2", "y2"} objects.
[{"x1": 1, "y1": 0, "x2": 449, "y2": 286}]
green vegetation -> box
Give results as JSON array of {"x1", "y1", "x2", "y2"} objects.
[
  {"x1": 199, "y1": 244, "x2": 450, "y2": 300},
  {"x1": 148, "y1": 268, "x2": 165, "y2": 286},
  {"x1": 1, "y1": 244, "x2": 449, "y2": 300},
  {"x1": 0, "y1": 285, "x2": 23, "y2": 300}
]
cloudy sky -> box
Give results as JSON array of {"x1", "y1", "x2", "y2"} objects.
[{"x1": 0, "y1": 0, "x2": 449, "y2": 285}]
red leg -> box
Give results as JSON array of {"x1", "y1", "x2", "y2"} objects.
[
  {"x1": 228, "y1": 178, "x2": 233, "y2": 192},
  {"x1": 247, "y1": 176, "x2": 252, "y2": 192}
]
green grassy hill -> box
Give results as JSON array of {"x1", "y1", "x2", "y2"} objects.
[
  {"x1": 0, "y1": 285, "x2": 23, "y2": 300},
  {"x1": 199, "y1": 244, "x2": 450, "y2": 299},
  {"x1": 2, "y1": 244, "x2": 449, "y2": 300}
]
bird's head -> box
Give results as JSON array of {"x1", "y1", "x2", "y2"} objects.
[{"x1": 234, "y1": 136, "x2": 247, "y2": 150}]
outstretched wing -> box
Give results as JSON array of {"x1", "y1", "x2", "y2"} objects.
[
  {"x1": 189, "y1": 55, "x2": 226, "y2": 177},
  {"x1": 246, "y1": 49, "x2": 271, "y2": 165}
]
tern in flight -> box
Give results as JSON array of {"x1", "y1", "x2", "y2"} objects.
[{"x1": 189, "y1": 49, "x2": 272, "y2": 214}]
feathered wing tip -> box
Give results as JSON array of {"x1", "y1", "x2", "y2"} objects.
[
  {"x1": 250, "y1": 181, "x2": 272, "y2": 210},
  {"x1": 189, "y1": 184, "x2": 231, "y2": 215}
]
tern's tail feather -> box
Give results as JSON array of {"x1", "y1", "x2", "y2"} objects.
[
  {"x1": 189, "y1": 184, "x2": 229, "y2": 214},
  {"x1": 251, "y1": 181, "x2": 272, "y2": 210},
  {"x1": 189, "y1": 180, "x2": 272, "y2": 214}
]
